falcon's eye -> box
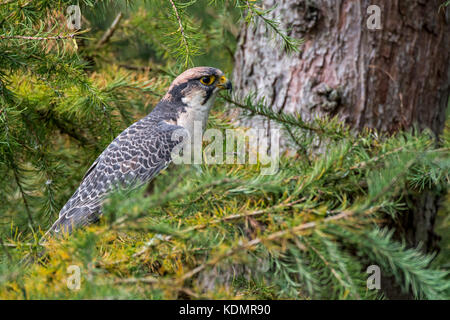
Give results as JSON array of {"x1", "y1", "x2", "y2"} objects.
[{"x1": 199, "y1": 75, "x2": 215, "y2": 86}]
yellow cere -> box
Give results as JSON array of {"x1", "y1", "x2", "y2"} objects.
[{"x1": 218, "y1": 76, "x2": 227, "y2": 84}]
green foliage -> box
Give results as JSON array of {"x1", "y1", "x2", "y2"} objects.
[
  {"x1": 0, "y1": 0, "x2": 448, "y2": 300},
  {"x1": 236, "y1": 0, "x2": 302, "y2": 53}
]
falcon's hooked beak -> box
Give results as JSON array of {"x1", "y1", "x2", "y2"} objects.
[{"x1": 216, "y1": 76, "x2": 232, "y2": 92}]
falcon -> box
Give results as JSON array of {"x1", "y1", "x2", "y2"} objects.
[{"x1": 45, "y1": 67, "x2": 232, "y2": 236}]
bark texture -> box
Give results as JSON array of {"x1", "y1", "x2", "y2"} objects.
[
  {"x1": 233, "y1": 0, "x2": 449, "y2": 134},
  {"x1": 232, "y1": 0, "x2": 450, "y2": 299}
]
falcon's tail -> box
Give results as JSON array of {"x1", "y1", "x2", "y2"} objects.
[{"x1": 42, "y1": 205, "x2": 101, "y2": 241}]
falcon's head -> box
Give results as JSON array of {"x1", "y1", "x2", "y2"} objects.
[
  {"x1": 163, "y1": 66, "x2": 232, "y2": 107},
  {"x1": 157, "y1": 67, "x2": 232, "y2": 133}
]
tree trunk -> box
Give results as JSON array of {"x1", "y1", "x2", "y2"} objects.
[{"x1": 232, "y1": 0, "x2": 449, "y2": 299}]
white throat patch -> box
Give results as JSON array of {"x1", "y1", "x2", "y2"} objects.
[{"x1": 178, "y1": 89, "x2": 218, "y2": 136}]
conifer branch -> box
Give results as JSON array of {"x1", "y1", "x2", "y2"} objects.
[
  {"x1": 180, "y1": 204, "x2": 382, "y2": 282},
  {"x1": 223, "y1": 94, "x2": 345, "y2": 137},
  {"x1": 242, "y1": 0, "x2": 302, "y2": 53},
  {"x1": 168, "y1": 0, "x2": 190, "y2": 66},
  {"x1": 0, "y1": 34, "x2": 77, "y2": 40},
  {"x1": 96, "y1": 12, "x2": 123, "y2": 47}
]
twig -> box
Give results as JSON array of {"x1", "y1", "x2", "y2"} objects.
[
  {"x1": 0, "y1": 0, "x2": 17, "y2": 5},
  {"x1": 168, "y1": 0, "x2": 190, "y2": 63},
  {"x1": 349, "y1": 146, "x2": 405, "y2": 170},
  {"x1": 114, "y1": 276, "x2": 159, "y2": 284},
  {"x1": 303, "y1": 238, "x2": 361, "y2": 299},
  {"x1": 0, "y1": 242, "x2": 37, "y2": 247},
  {"x1": 0, "y1": 33, "x2": 76, "y2": 40},
  {"x1": 180, "y1": 198, "x2": 305, "y2": 234},
  {"x1": 284, "y1": 123, "x2": 310, "y2": 163},
  {"x1": 110, "y1": 178, "x2": 241, "y2": 231},
  {"x1": 244, "y1": 0, "x2": 300, "y2": 52},
  {"x1": 222, "y1": 95, "x2": 328, "y2": 134},
  {"x1": 96, "y1": 12, "x2": 123, "y2": 47},
  {"x1": 121, "y1": 193, "x2": 303, "y2": 261},
  {"x1": 37, "y1": 109, "x2": 91, "y2": 146},
  {"x1": 180, "y1": 205, "x2": 381, "y2": 281},
  {"x1": 133, "y1": 198, "x2": 305, "y2": 258}
]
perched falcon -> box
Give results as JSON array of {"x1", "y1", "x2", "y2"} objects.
[{"x1": 45, "y1": 67, "x2": 232, "y2": 236}]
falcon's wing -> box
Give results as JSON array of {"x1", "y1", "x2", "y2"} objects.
[{"x1": 46, "y1": 119, "x2": 187, "y2": 235}]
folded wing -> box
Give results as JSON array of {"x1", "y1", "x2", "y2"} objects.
[{"x1": 45, "y1": 119, "x2": 186, "y2": 236}]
